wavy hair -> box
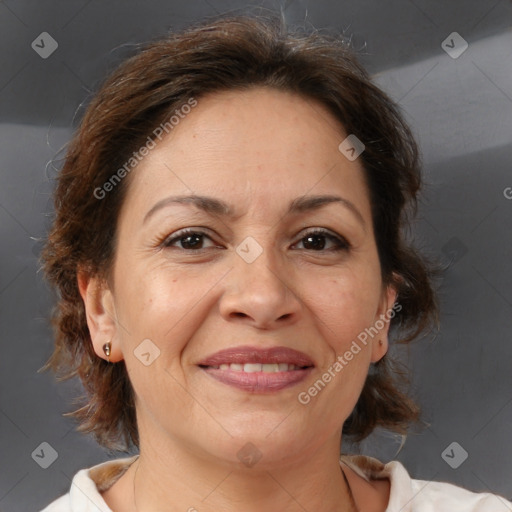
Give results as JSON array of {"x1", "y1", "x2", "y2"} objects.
[{"x1": 41, "y1": 13, "x2": 438, "y2": 451}]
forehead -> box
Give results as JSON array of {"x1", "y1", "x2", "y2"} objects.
[{"x1": 122, "y1": 87, "x2": 372, "y2": 222}]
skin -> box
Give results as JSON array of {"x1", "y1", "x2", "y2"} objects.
[{"x1": 79, "y1": 87, "x2": 396, "y2": 511}]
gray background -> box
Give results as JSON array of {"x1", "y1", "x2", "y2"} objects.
[{"x1": 0, "y1": 1, "x2": 511, "y2": 510}]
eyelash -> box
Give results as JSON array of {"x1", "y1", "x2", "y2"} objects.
[{"x1": 160, "y1": 227, "x2": 350, "y2": 252}]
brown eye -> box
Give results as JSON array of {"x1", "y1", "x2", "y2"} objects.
[
  {"x1": 163, "y1": 229, "x2": 216, "y2": 250},
  {"x1": 294, "y1": 229, "x2": 350, "y2": 252}
]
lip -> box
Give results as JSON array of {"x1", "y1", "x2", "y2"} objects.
[
  {"x1": 198, "y1": 345, "x2": 314, "y2": 393},
  {"x1": 198, "y1": 345, "x2": 314, "y2": 367}
]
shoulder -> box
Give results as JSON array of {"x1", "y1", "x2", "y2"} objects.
[
  {"x1": 341, "y1": 454, "x2": 512, "y2": 511},
  {"x1": 39, "y1": 456, "x2": 138, "y2": 512},
  {"x1": 410, "y1": 478, "x2": 512, "y2": 511},
  {"x1": 40, "y1": 493, "x2": 70, "y2": 512}
]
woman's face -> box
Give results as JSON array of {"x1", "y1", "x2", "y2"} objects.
[{"x1": 84, "y1": 87, "x2": 396, "y2": 466}]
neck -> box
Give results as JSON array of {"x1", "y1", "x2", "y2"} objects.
[{"x1": 128, "y1": 436, "x2": 356, "y2": 512}]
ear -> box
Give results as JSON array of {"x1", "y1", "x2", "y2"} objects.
[
  {"x1": 370, "y1": 282, "x2": 399, "y2": 363},
  {"x1": 77, "y1": 270, "x2": 124, "y2": 363}
]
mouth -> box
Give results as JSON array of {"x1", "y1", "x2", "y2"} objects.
[{"x1": 197, "y1": 346, "x2": 314, "y2": 393}]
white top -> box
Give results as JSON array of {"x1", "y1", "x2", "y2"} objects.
[{"x1": 40, "y1": 454, "x2": 512, "y2": 511}]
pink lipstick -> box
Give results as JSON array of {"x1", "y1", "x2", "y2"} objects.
[{"x1": 198, "y1": 346, "x2": 314, "y2": 392}]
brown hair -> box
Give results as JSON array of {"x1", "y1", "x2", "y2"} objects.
[{"x1": 41, "y1": 13, "x2": 438, "y2": 451}]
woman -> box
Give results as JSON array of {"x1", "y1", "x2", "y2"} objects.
[{"x1": 40, "y1": 13, "x2": 512, "y2": 512}]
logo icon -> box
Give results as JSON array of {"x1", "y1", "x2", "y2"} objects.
[
  {"x1": 31, "y1": 32, "x2": 59, "y2": 59},
  {"x1": 441, "y1": 442, "x2": 468, "y2": 469},
  {"x1": 134, "y1": 338, "x2": 161, "y2": 366},
  {"x1": 441, "y1": 32, "x2": 468, "y2": 59},
  {"x1": 236, "y1": 236, "x2": 263, "y2": 264},
  {"x1": 32, "y1": 442, "x2": 58, "y2": 469},
  {"x1": 338, "y1": 134, "x2": 365, "y2": 161},
  {"x1": 442, "y1": 236, "x2": 468, "y2": 264},
  {"x1": 237, "y1": 442, "x2": 262, "y2": 468}
]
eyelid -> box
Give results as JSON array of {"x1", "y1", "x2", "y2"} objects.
[
  {"x1": 159, "y1": 226, "x2": 350, "y2": 251},
  {"x1": 292, "y1": 227, "x2": 350, "y2": 250},
  {"x1": 160, "y1": 227, "x2": 218, "y2": 249}
]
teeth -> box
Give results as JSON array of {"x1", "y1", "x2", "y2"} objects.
[
  {"x1": 244, "y1": 363, "x2": 261, "y2": 372},
  {"x1": 208, "y1": 363, "x2": 301, "y2": 371}
]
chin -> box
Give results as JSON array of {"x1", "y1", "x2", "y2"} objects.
[{"x1": 200, "y1": 417, "x2": 322, "y2": 469}]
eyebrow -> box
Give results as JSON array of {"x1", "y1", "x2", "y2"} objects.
[{"x1": 143, "y1": 194, "x2": 366, "y2": 228}]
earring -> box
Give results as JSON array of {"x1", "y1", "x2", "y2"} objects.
[
  {"x1": 102, "y1": 341, "x2": 112, "y2": 363},
  {"x1": 378, "y1": 340, "x2": 383, "y2": 346}
]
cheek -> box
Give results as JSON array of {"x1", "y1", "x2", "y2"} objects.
[
  {"x1": 303, "y1": 276, "x2": 379, "y2": 420},
  {"x1": 114, "y1": 262, "x2": 220, "y2": 361},
  {"x1": 307, "y1": 271, "x2": 382, "y2": 349},
  {"x1": 115, "y1": 258, "x2": 184, "y2": 322}
]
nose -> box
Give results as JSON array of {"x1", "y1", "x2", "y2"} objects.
[{"x1": 218, "y1": 242, "x2": 302, "y2": 330}]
